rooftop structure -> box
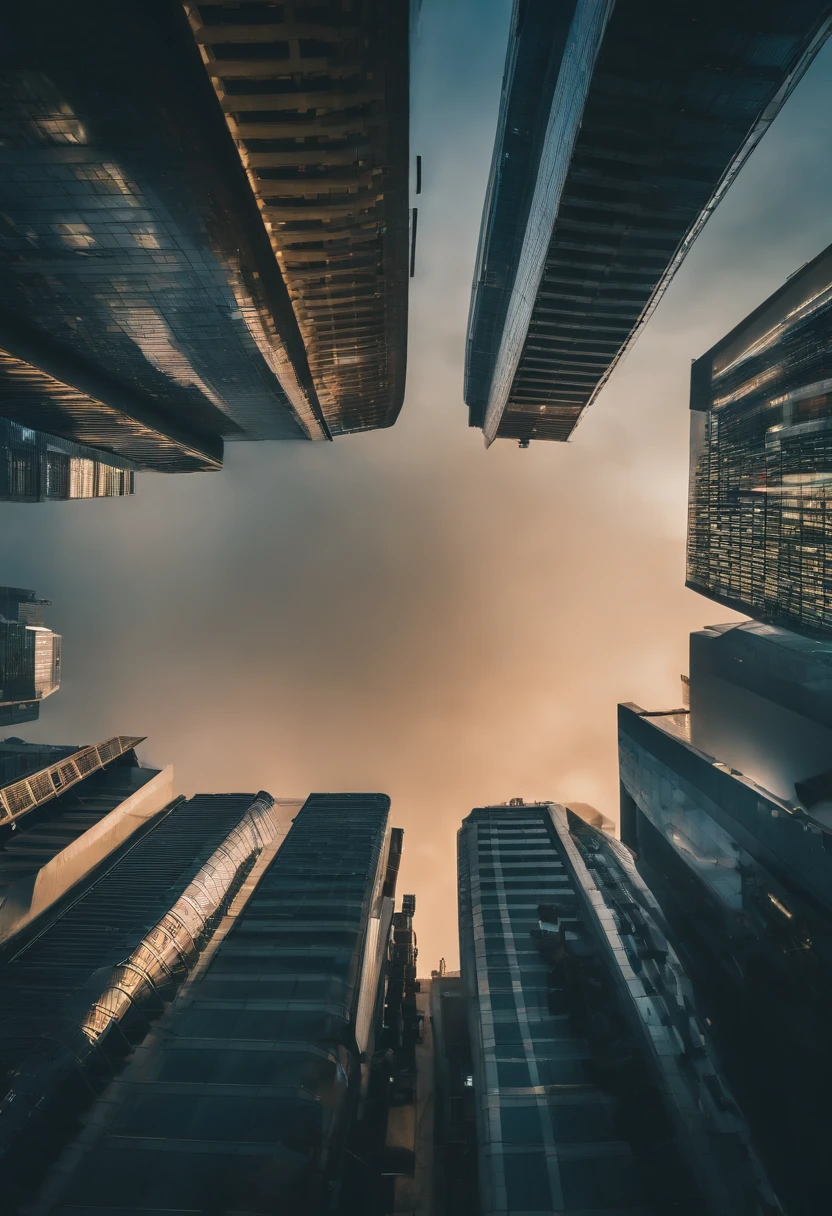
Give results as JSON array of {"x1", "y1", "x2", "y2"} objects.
[
  {"x1": 458, "y1": 801, "x2": 775, "y2": 1214},
  {"x1": 0, "y1": 0, "x2": 410, "y2": 478},
  {"x1": 619, "y1": 689, "x2": 832, "y2": 1212},
  {"x1": 465, "y1": 0, "x2": 832, "y2": 446},
  {"x1": 0, "y1": 420, "x2": 134, "y2": 502},
  {"x1": 687, "y1": 241, "x2": 832, "y2": 636},
  {"x1": 0, "y1": 587, "x2": 60, "y2": 727},
  {"x1": 0, "y1": 735, "x2": 171, "y2": 947}
]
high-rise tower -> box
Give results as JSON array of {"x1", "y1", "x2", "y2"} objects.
[
  {"x1": 0, "y1": 1, "x2": 410, "y2": 482},
  {"x1": 619, "y1": 623, "x2": 832, "y2": 1212},
  {"x1": 687, "y1": 241, "x2": 832, "y2": 636},
  {"x1": 0, "y1": 587, "x2": 60, "y2": 726},
  {"x1": 11, "y1": 791, "x2": 406, "y2": 1216},
  {"x1": 456, "y1": 800, "x2": 776, "y2": 1214},
  {"x1": 465, "y1": 0, "x2": 832, "y2": 446}
]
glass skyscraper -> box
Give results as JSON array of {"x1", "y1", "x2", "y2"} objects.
[
  {"x1": 8, "y1": 790, "x2": 405, "y2": 1216},
  {"x1": 465, "y1": 0, "x2": 832, "y2": 447},
  {"x1": 0, "y1": 1, "x2": 410, "y2": 478},
  {"x1": 619, "y1": 629, "x2": 832, "y2": 1212},
  {"x1": 0, "y1": 419, "x2": 135, "y2": 502},
  {"x1": 457, "y1": 801, "x2": 774, "y2": 1215},
  {"x1": 687, "y1": 240, "x2": 832, "y2": 636},
  {"x1": 0, "y1": 586, "x2": 61, "y2": 726}
]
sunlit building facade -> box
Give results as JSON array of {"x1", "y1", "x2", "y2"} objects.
[
  {"x1": 465, "y1": 0, "x2": 832, "y2": 446},
  {"x1": 0, "y1": 1, "x2": 410, "y2": 480},
  {"x1": 0, "y1": 587, "x2": 61, "y2": 727},
  {"x1": 0, "y1": 734, "x2": 163, "y2": 945},
  {"x1": 458, "y1": 801, "x2": 775, "y2": 1215},
  {"x1": 0, "y1": 420, "x2": 134, "y2": 502},
  {"x1": 687, "y1": 241, "x2": 832, "y2": 636},
  {"x1": 12, "y1": 791, "x2": 405, "y2": 1216}
]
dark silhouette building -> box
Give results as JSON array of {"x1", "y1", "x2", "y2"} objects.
[
  {"x1": 619, "y1": 632, "x2": 832, "y2": 1213},
  {"x1": 457, "y1": 801, "x2": 776, "y2": 1215},
  {"x1": 0, "y1": 1, "x2": 410, "y2": 480},
  {"x1": 464, "y1": 0, "x2": 832, "y2": 446},
  {"x1": 16, "y1": 791, "x2": 407, "y2": 1216},
  {"x1": 0, "y1": 587, "x2": 60, "y2": 726},
  {"x1": 687, "y1": 241, "x2": 832, "y2": 636}
]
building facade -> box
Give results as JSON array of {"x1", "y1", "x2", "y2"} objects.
[
  {"x1": 0, "y1": 1, "x2": 410, "y2": 480},
  {"x1": 0, "y1": 587, "x2": 60, "y2": 726},
  {"x1": 687, "y1": 241, "x2": 832, "y2": 636},
  {"x1": 18, "y1": 791, "x2": 404, "y2": 1216},
  {"x1": 465, "y1": 0, "x2": 832, "y2": 446},
  {"x1": 619, "y1": 688, "x2": 832, "y2": 1214},
  {"x1": 0, "y1": 734, "x2": 169, "y2": 945},
  {"x1": 457, "y1": 801, "x2": 774, "y2": 1215},
  {"x1": 0, "y1": 419, "x2": 134, "y2": 502}
]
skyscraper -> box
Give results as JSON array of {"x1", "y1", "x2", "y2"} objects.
[
  {"x1": 464, "y1": 0, "x2": 832, "y2": 447},
  {"x1": 0, "y1": 419, "x2": 134, "y2": 503},
  {"x1": 687, "y1": 241, "x2": 832, "y2": 636},
  {"x1": 0, "y1": 587, "x2": 60, "y2": 726},
  {"x1": 457, "y1": 800, "x2": 776, "y2": 1215},
  {"x1": 0, "y1": 733, "x2": 170, "y2": 945},
  {"x1": 10, "y1": 791, "x2": 406, "y2": 1216},
  {"x1": 619, "y1": 632, "x2": 832, "y2": 1212},
  {"x1": 0, "y1": 0, "x2": 410, "y2": 480}
]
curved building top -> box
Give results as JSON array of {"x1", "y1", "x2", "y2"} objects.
[
  {"x1": 465, "y1": 0, "x2": 832, "y2": 446},
  {"x1": 185, "y1": 0, "x2": 411, "y2": 436},
  {"x1": 0, "y1": 0, "x2": 409, "y2": 473}
]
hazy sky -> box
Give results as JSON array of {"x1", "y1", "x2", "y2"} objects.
[{"x1": 4, "y1": 1, "x2": 832, "y2": 968}]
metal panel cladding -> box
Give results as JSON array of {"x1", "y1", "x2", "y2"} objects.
[
  {"x1": 465, "y1": 0, "x2": 832, "y2": 446},
  {"x1": 184, "y1": 0, "x2": 411, "y2": 436}
]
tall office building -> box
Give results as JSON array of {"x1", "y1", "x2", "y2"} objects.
[
  {"x1": 687, "y1": 241, "x2": 832, "y2": 636},
  {"x1": 0, "y1": 734, "x2": 170, "y2": 946},
  {"x1": 457, "y1": 801, "x2": 776, "y2": 1215},
  {"x1": 619, "y1": 625, "x2": 832, "y2": 1213},
  {"x1": 11, "y1": 791, "x2": 406, "y2": 1216},
  {"x1": 0, "y1": 1, "x2": 409, "y2": 480},
  {"x1": 0, "y1": 587, "x2": 61, "y2": 726},
  {"x1": 464, "y1": 0, "x2": 832, "y2": 447},
  {"x1": 0, "y1": 419, "x2": 134, "y2": 502}
]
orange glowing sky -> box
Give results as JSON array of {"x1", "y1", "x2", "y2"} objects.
[{"x1": 3, "y1": 1, "x2": 832, "y2": 968}]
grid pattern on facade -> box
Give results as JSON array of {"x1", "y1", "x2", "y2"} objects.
[
  {"x1": 0, "y1": 1, "x2": 334, "y2": 468},
  {"x1": 0, "y1": 344, "x2": 221, "y2": 474},
  {"x1": 458, "y1": 806, "x2": 650, "y2": 1214},
  {"x1": 0, "y1": 734, "x2": 143, "y2": 825},
  {"x1": 1, "y1": 419, "x2": 135, "y2": 502},
  {"x1": 0, "y1": 792, "x2": 271, "y2": 1207},
  {"x1": 32, "y1": 793, "x2": 393, "y2": 1214},
  {"x1": 460, "y1": 802, "x2": 780, "y2": 1214},
  {"x1": 467, "y1": 0, "x2": 832, "y2": 445},
  {"x1": 687, "y1": 246, "x2": 832, "y2": 635},
  {"x1": 184, "y1": 1, "x2": 410, "y2": 436},
  {"x1": 0, "y1": 754, "x2": 156, "y2": 908}
]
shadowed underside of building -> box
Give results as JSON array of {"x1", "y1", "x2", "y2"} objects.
[
  {"x1": 465, "y1": 0, "x2": 832, "y2": 446},
  {"x1": 0, "y1": 0, "x2": 409, "y2": 475}
]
